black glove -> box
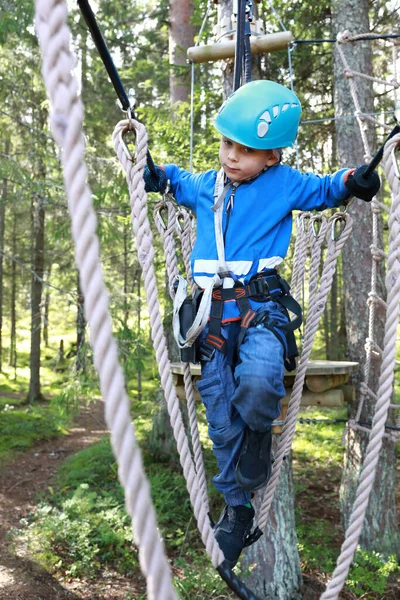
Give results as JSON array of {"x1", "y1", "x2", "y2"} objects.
[
  {"x1": 143, "y1": 164, "x2": 168, "y2": 194},
  {"x1": 344, "y1": 164, "x2": 380, "y2": 202}
]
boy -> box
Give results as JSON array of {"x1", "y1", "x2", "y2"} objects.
[{"x1": 144, "y1": 80, "x2": 379, "y2": 568}]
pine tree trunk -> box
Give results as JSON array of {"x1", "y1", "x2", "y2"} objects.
[
  {"x1": 0, "y1": 139, "x2": 9, "y2": 372},
  {"x1": 169, "y1": 0, "x2": 195, "y2": 103},
  {"x1": 332, "y1": 0, "x2": 400, "y2": 557},
  {"x1": 28, "y1": 191, "x2": 45, "y2": 403},
  {"x1": 241, "y1": 446, "x2": 302, "y2": 599},
  {"x1": 9, "y1": 212, "x2": 17, "y2": 370},
  {"x1": 76, "y1": 274, "x2": 86, "y2": 372},
  {"x1": 43, "y1": 263, "x2": 51, "y2": 348}
]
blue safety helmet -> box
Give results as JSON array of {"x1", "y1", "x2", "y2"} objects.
[{"x1": 214, "y1": 80, "x2": 301, "y2": 150}]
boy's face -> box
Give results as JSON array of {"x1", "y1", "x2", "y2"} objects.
[{"x1": 219, "y1": 136, "x2": 278, "y2": 182}]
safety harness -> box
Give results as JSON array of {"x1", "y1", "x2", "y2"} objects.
[
  {"x1": 200, "y1": 271, "x2": 302, "y2": 370},
  {"x1": 198, "y1": 168, "x2": 302, "y2": 370}
]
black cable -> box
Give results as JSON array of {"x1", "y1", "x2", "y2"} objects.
[
  {"x1": 217, "y1": 561, "x2": 263, "y2": 600},
  {"x1": 233, "y1": 0, "x2": 246, "y2": 90},
  {"x1": 76, "y1": 0, "x2": 157, "y2": 176},
  {"x1": 293, "y1": 33, "x2": 400, "y2": 44},
  {"x1": 297, "y1": 417, "x2": 400, "y2": 432},
  {"x1": 244, "y1": 19, "x2": 252, "y2": 84}
]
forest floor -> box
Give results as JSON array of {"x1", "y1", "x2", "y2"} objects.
[
  {"x1": 0, "y1": 400, "x2": 398, "y2": 600},
  {"x1": 0, "y1": 400, "x2": 148, "y2": 600}
]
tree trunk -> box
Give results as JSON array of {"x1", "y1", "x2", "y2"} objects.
[
  {"x1": 169, "y1": 0, "x2": 196, "y2": 104},
  {"x1": 43, "y1": 263, "x2": 51, "y2": 348},
  {"x1": 241, "y1": 445, "x2": 302, "y2": 600},
  {"x1": 28, "y1": 191, "x2": 45, "y2": 403},
  {"x1": 332, "y1": 0, "x2": 400, "y2": 556},
  {"x1": 0, "y1": 139, "x2": 9, "y2": 372},
  {"x1": 9, "y1": 211, "x2": 17, "y2": 370},
  {"x1": 76, "y1": 274, "x2": 86, "y2": 372}
]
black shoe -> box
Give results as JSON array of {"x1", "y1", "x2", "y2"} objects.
[
  {"x1": 235, "y1": 427, "x2": 272, "y2": 491},
  {"x1": 214, "y1": 504, "x2": 255, "y2": 569}
]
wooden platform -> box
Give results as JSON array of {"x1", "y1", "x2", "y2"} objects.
[{"x1": 171, "y1": 359, "x2": 359, "y2": 433}]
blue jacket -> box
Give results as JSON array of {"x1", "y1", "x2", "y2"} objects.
[{"x1": 164, "y1": 163, "x2": 350, "y2": 321}]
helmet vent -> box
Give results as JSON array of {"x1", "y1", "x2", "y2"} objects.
[
  {"x1": 273, "y1": 105, "x2": 279, "y2": 118},
  {"x1": 259, "y1": 110, "x2": 271, "y2": 123},
  {"x1": 257, "y1": 121, "x2": 269, "y2": 138},
  {"x1": 291, "y1": 103, "x2": 299, "y2": 108},
  {"x1": 282, "y1": 103, "x2": 290, "y2": 112}
]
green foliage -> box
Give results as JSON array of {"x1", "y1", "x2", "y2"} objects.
[
  {"x1": 296, "y1": 517, "x2": 337, "y2": 573},
  {"x1": 19, "y1": 484, "x2": 137, "y2": 578},
  {"x1": 347, "y1": 549, "x2": 400, "y2": 597},
  {"x1": 0, "y1": 402, "x2": 69, "y2": 461}
]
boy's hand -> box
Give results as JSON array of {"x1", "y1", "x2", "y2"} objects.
[
  {"x1": 143, "y1": 165, "x2": 168, "y2": 193},
  {"x1": 344, "y1": 165, "x2": 380, "y2": 202}
]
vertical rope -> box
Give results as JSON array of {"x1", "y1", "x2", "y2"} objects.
[
  {"x1": 34, "y1": 2, "x2": 178, "y2": 597},
  {"x1": 321, "y1": 134, "x2": 400, "y2": 600},
  {"x1": 258, "y1": 213, "x2": 353, "y2": 531},
  {"x1": 113, "y1": 119, "x2": 224, "y2": 568},
  {"x1": 153, "y1": 201, "x2": 209, "y2": 511}
]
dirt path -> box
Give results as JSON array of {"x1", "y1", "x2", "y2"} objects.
[{"x1": 0, "y1": 401, "x2": 145, "y2": 600}]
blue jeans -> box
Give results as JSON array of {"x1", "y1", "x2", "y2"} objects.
[{"x1": 196, "y1": 300, "x2": 288, "y2": 506}]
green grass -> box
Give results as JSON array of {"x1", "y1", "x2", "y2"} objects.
[
  {"x1": 0, "y1": 403, "x2": 70, "y2": 462},
  {"x1": 13, "y1": 437, "x2": 229, "y2": 597}
]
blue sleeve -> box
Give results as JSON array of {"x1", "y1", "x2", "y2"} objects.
[
  {"x1": 283, "y1": 166, "x2": 351, "y2": 211},
  {"x1": 163, "y1": 164, "x2": 204, "y2": 213}
]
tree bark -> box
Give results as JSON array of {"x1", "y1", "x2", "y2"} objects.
[
  {"x1": 43, "y1": 263, "x2": 51, "y2": 348},
  {"x1": 0, "y1": 139, "x2": 9, "y2": 372},
  {"x1": 241, "y1": 445, "x2": 302, "y2": 600},
  {"x1": 9, "y1": 211, "x2": 17, "y2": 371},
  {"x1": 28, "y1": 190, "x2": 45, "y2": 403},
  {"x1": 76, "y1": 274, "x2": 86, "y2": 372},
  {"x1": 169, "y1": 0, "x2": 196, "y2": 103},
  {"x1": 332, "y1": 0, "x2": 400, "y2": 557}
]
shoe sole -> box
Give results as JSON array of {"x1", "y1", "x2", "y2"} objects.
[{"x1": 235, "y1": 464, "x2": 271, "y2": 491}]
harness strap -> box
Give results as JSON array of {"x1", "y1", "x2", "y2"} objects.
[{"x1": 200, "y1": 272, "x2": 302, "y2": 363}]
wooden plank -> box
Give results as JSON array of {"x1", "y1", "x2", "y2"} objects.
[
  {"x1": 171, "y1": 359, "x2": 359, "y2": 377},
  {"x1": 187, "y1": 31, "x2": 293, "y2": 64},
  {"x1": 305, "y1": 373, "x2": 350, "y2": 392},
  {"x1": 173, "y1": 381, "x2": 344, "y2": 408}
]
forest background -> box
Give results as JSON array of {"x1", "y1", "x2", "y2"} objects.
[{"x1": 0, "y1": 0, "x2": 399, "y2": 599}]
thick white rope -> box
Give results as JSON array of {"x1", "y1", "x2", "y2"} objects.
[
  {"x1": 337, "y1": 30, "x2": 397, "y2": 441},
  {"x1": 34, "y1": 2, "x2": 178, "y2": 598},
  {"x1": 153, "y1": 200, "x2": 209, "y2": 510},
  {"x1": 321, "y1": 133, "x2": 400, "y2": 599},
  {"x1": 258, "y1": 213, "x2": 353, "y2": 531},
  {"x1": 113, "y1": 119, "x2": 224, "y2": 568},
  {"x1": 291, "y1": 212, "x2": 311, "y2": 303}
]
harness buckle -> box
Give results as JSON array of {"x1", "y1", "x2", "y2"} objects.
[{"x1": 199, "y1": 344, "x2": 216, "y2": 362}]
